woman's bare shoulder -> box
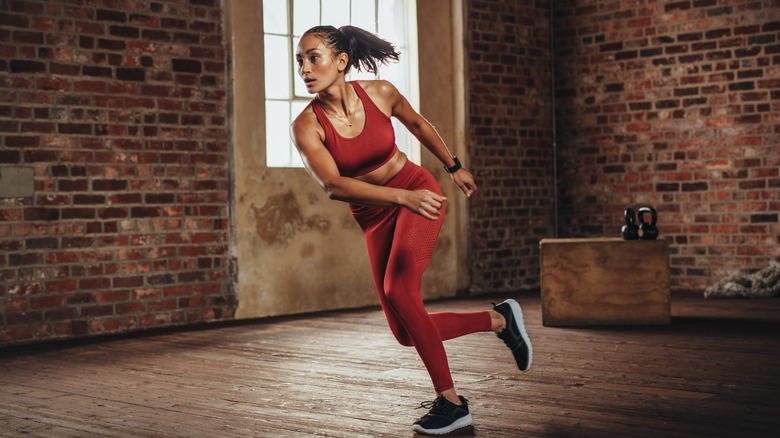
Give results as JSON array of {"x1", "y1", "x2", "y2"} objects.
[
  {"x1": 357, "y1": 79, "x2": 399, "y2": 99},
  {"x1": 290, "y1": 104, "x2": 324, "y2": 144},
  {"x1": 356, "y1": 80, "x2": 400, "y2": 116}
]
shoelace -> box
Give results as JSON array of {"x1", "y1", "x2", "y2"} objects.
[{"x1": 416, "y1": 396, "x2": 447, "y2": 412}]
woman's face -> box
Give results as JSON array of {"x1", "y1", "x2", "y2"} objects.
[{"x1": 295, "y1": 34, "x2": 347, "y2": 94}]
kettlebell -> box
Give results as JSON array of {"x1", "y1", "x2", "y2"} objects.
[
  {"x1": 637, "y1": 206, "x2": 659, "y2": 240},
  {"x1": 621, "y1": 208, "x2": 639, "y2": 240}
]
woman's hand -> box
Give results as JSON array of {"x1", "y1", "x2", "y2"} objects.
[
  {"x1": 403, "y1": 189, "x2": 447, "y2": 220},
  {"x1": 451, "y1": 168, "x2": 478, "y2": 198}
]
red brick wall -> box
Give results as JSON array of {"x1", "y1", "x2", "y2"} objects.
[
  {"x1": 0, "y1": 0, "x2": 233, "y2": 346},
  {"x1": 466, "y1": 0, "x2": 556, "y2": 293},
  {"x1": 553, "y1": 0, "x2": 780, "y2": 290}
]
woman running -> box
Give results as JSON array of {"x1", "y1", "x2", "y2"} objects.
[{"x1": 289, "y1": 25, "x2": 532, "y2": 435}]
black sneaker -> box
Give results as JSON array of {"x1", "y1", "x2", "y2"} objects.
[
  {"x1": 494, "y1": 299, "x2": 533, "y2": 371},
  {"x1": 412, "y1": 396, "x2": 472, "y2": 435}
]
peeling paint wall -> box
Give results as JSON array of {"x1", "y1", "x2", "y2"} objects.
[
  {"x1": 236, "y1": 168, "x2": 374, "y2": 318},
  {"x1": 230, "y1": 0, "x2": 467, "y2": 320}
]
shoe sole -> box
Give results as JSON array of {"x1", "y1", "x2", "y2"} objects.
[
  {"x1": 503, "y1": 299, "x2": 533, "y2": 371},
  {"x1": 412, "y1": 413, "x2": 473, "y2": 436}
]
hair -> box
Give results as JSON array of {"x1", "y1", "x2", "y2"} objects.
[{"x1": 302, "y1": 25, "x2": 400, "y2": 74}]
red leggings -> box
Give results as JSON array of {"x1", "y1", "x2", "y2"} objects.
[{"x1": 351, "y1": 160, "x2": 492, "y2": 393}]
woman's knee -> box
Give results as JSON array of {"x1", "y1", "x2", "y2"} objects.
[
  {"x1": 394, "y1": 332, "x2": 414, "y2": 347},
  {"x1": 386, "y1": 319, "x2": 414, "y2": 346}
]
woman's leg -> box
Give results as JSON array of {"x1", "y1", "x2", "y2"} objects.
[
  {"x1": 358, "y1": 166, "x2": 492, "y2": 393},
  {"x1": 382, "y1": 202, "x2": 454, "y2": 393}
]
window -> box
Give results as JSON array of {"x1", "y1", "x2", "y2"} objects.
[{"x1": 263, "y1": 0, "x2": 419, "y2": 168}]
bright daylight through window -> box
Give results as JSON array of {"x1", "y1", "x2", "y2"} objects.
[{"x1": 263, "y1": 0, "x2": 419, "y2": 168}]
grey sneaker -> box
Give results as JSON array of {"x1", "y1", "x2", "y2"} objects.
[
  {"x1": 494, "y1": 299, "x2": 532, "y2": 371},
  {"x1": 412, "y1": 396, "x2": 472, "y2": 435}
]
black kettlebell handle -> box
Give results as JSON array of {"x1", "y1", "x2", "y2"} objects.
[
  {"x1": 637, "y1": 207, "x2": 657, "y2": 226},
  {"x1": 624, "y1": 208, "x2": 636, "y2": 226}
]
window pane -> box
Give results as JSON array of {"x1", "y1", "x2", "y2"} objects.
[
  {"x1": 266, "y1": 101, "x2": 292, "y2": 166},
  {"x1": 321, "y1": 0, "x2": 350, "y2": 28},
  {"x1": 351, "y1": 0, "x2": 376, "y2": 33},
  {"x1": 293, "y1": 0, "x2": 320, "y2": 36},
  {"x1": 264, "y1": 35, "x2": 291, "y2": 100},
  {"x1": 263, "y1": 0, "x2": 288, "y2": 35},
  {"x1": 380, "y1": 61, "x2": 404, "y2": 95},
  {"x1": 378, "y1": 0, "x2": 404, "y2": 47}
]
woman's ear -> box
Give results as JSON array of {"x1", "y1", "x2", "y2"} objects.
[{"x1": 336, "y1": 52, "x2": 349, "y2": 73}]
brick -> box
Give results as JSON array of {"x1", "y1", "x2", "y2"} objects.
[
  {"x1": 131, "y1": 14, "x2": 159, "y2": 28},
  {"x1": 131, "y1": 207, "x2": 161, "y2": 218},
  {"x1": 82, "y1": 305, "x2": 114, "y2": 317},
  {"x1": 79, "y1": 278, "x2": 111, "y2": 290},
  {"x1": 31, "y1": 296, "x2": 63, "y2": 309},
  {"x1": 173, "y1": 32, "x2": 199, "y2": 44},
  {"x1": 50, "y1": 62, "x2": 81, "y2": 76},
  {"x1": 110, "y1": 25, "x2": 139, "y2": 38},
  {"x1": 748, "y1": 35, "x2": 775, "y2": 45},
  {"x1": 0, "y1": 13, "x2": 30, "y2": 27},
  {"x1": 682, "y1": 182, "x2": 708, "y2": 191},
  {"x1": 751, "y1": 214, "x2": 778, "y2": 223},
  {"x1": 58, "y1": 123, "x2": 92, "y2": 135},
  {"x1": 100, "y1": 290, "x2": 131, "y2": 302},
  {"x1": 62, "y1": 237, "x2": 94, "y2": 248},
  {"x1": 164, "y1": 285, "x2": 191, "y2": 296},
  {"x1": 172, "y1": 59, "x2": 202, "y2": 73},
  {"x1": 735, "y1": 47, "x2": 761, "y2": 57},
  {"x1": 46, "y1": 252, "x2": 79, "y2": 264},
  {"x1": 117, "y1": 68, "x2": 145, "y2": 81},
  {"x1": 665, "y1": 1, "x2": 691, "y2": 12},
  {"x1": 61, "y1": 208, "x2": 95, "y2": 219},
  {"x1": 59, "y1": 180, "x2": 89, "y2": 191},
  {"x1": 704, "y1": 28, "x2": 731, "y2": 39},
  {"x1": 765, "y1": 45, "x2": 780, "y2": 54},
  {"x1": 6, "y1": 311, "x2": 43, "y2": 325},
  {"x1": 14, "y1": 31, "x2": 45, "y2": 44},
  {"x1": 98, "y1": 39, "x2": 126, "y2": 51},
  {"x1": 24, "y1": 208, "x2": 59, "y2": 221},
  {"x1": 83, "y1": 66, "x2": 112, "y2": 77},
  {"x1": 707, "y1": 6, "x2": 733, "y2": 17},
  {"x1": 10, "y1": 60, "x2": 45, "y2": 73},
  {"x1": 26, "y1": 238, "x2": 58, "y2": 250},
  {"x1": 73, "y1": 195, "x2": 106, "y2": 205},
  {"x1": 98, "y1": 207, "x2": 127, "y2": 219},
  {"x1": 763, "y1": 21, "x2": 780, "y2": 32},
  {"x1": 92, "y1": 179, "x2": 127, "y2": 191},
  {"x1": 97, "y1": 9, "x2": 126, "y2": 23}
]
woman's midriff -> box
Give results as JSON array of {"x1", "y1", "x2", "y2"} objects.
[
  {"x1": 354, "y1": 148, "x2": 407, "y2": 187},
  {"x1": 349, "y1": 157, "x2": 440, "y2": 231}
]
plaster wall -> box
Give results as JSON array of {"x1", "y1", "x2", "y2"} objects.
[{"x1": 230, "y1": 0, "x2": 468, "y2": 319}]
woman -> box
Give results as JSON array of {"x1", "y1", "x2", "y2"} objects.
[{"x1": 290, "y1": 25, "x2": 532, "y2": 435}]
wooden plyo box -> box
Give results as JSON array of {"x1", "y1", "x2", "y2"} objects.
[{"x1": 540, "y1": 238, "x2": 671, "y2": 326}]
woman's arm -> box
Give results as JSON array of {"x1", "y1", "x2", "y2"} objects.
[
  {"x1": 378, "y1": 81, "x2": 478, "y2": 197},
  {"x1": 290, "y1": 112, "x2": 446, "y2": 220}
]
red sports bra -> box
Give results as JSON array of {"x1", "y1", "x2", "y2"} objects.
[{"x1": 311, "y1": 81, "x2": 397, "y2": 178}]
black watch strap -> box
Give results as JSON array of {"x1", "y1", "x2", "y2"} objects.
[{"x1": 444, "y1": 156, "x2": 462, "y2": 174}]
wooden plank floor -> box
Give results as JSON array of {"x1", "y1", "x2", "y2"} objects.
[{"x1": 1, "y1": 292, "x2": 779, "y2": 437}]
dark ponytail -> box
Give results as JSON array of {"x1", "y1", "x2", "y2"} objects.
[{"x1": 303, "y1": 25, "x2": 400, "y2": 74}]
